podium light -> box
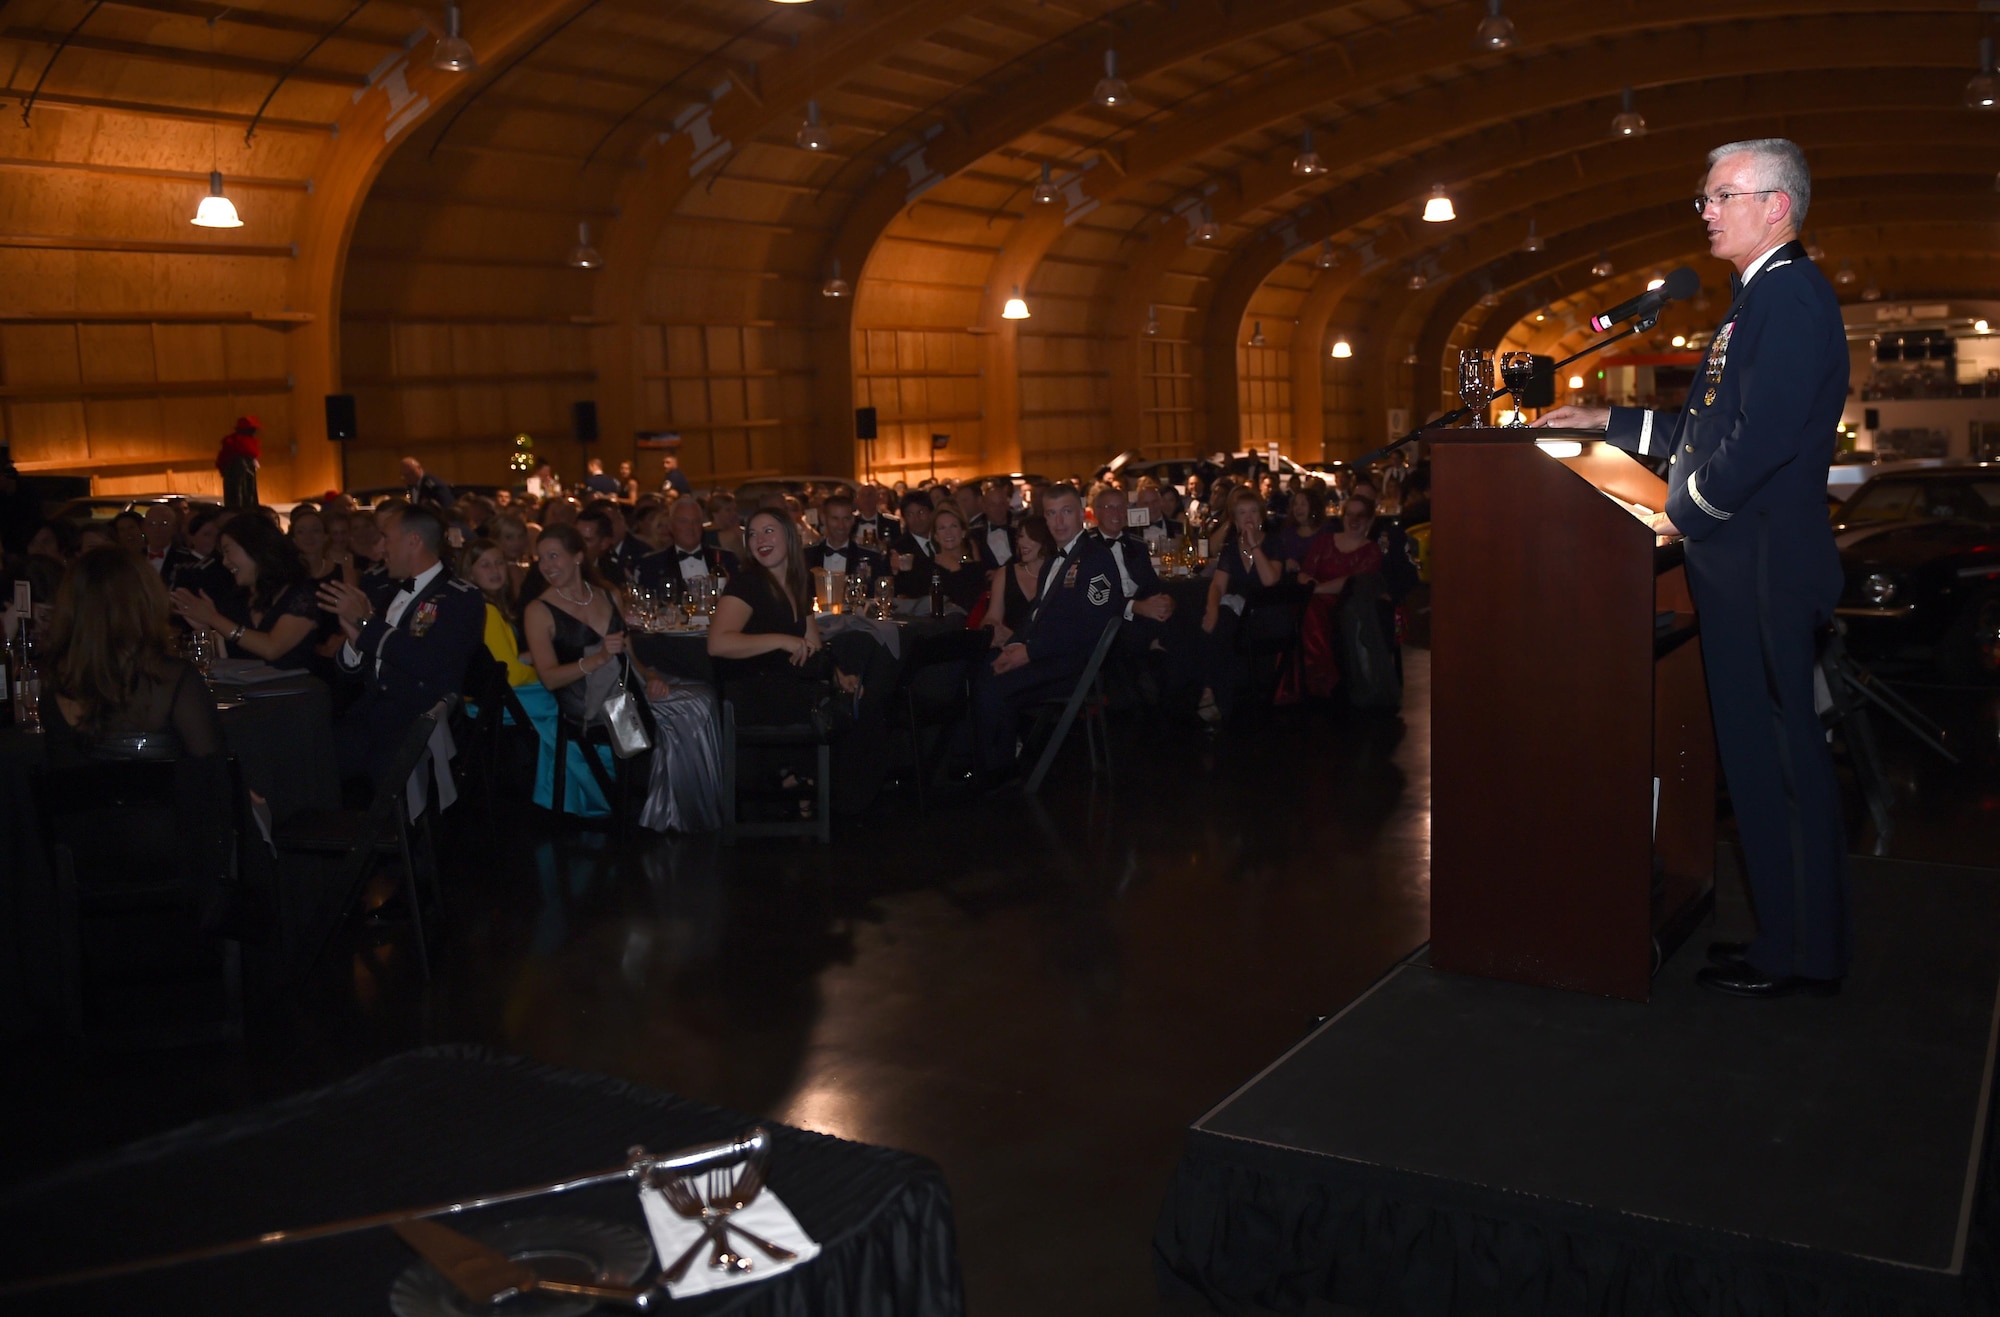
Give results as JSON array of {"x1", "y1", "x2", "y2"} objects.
[
  {"x1": 190, "y1": 171, "x2": 243, "y2": 228},
  {"x1": 1977, "y1": 319, "x2": 1992, "y2": 334},
  {"x1": 1421, "y1": 185, "x2": 1456, "y2": 222},
  {"x1": 821, "y1": 259, "x2": 850, "y2": 298},
  {"x1": 1093, "y1": 50, "x2": 1129, "y2": 107},
  {"x1": 1001, "y1": 286, "x2": 1030, "y2": 319},
  {"x1": 1031, "y1": 161, "x2": 1060, "y2": 205},
  {"x1": 1474, "y1": 0, "x2": 1515, "y2": 51},
  {"x1": 1670, "y1": 335, "x2": 1686, "y2": 348},
  {"x1": 1315, "y1": 239, "x2": 1337, "y2": 270},
  {"x1": 1291, "y1": 129, "x2": 1327, "y2": 178},
  {"x1": 1591, "y1": 252, "x2": 1614, "y2": 279},
  {"x1": 431, "y1": 4, "x2": 476, "y2": 73},
  {"x1": 1330, "y1": 338, "x2": 1353, "y2": 359},
  {"x1": 1968, "y1": 39, "x2": 1998, "y2": 109},
  {"x1": 1521, "y1": 219, "x2": 1543, "y2": 253},
  {"x1": 1536, "y1": 440, "x2": 1583, "y2": 459},
  {"x1": 796, "y1": 101, "x2": 830, "y2": 151},
  {"x1": 1610, "y1": 87, "x2": 1645, "y2": 138},
  {"x1": 568, "y1": 221, "x2": 601, "y2": 269}
]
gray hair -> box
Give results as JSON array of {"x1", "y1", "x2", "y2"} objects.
[{"x1": 1707, "y1": 138, "x2": 1810, "y2": 226}]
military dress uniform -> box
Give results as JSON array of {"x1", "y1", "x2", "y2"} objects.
[
  {"x1": 1599, "y1": 238, "x2": 1850, "y2": 982},
  {"x1": 970, "y1": 533, "x2": 1121, "y2": 770},
  {"x1": 335, "y1": 565, "x2": 486, "y2": 783}
]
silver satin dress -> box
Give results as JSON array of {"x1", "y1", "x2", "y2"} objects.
[{"x1": 635, "y1": 682, "x2": 724, "y2": 834}]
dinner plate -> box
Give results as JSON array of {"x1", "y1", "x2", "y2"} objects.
[{"x1": 387, "y1": 1215, "x2": 653, "y2": 1317}]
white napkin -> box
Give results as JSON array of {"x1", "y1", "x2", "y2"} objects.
[{"x1": 638, "y1": 1183, "x2": 821, "y2": 1299}]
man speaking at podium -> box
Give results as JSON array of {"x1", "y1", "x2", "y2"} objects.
[{"x1": 1539, "y1": 138, "x2": 1849, "y2": 1000}]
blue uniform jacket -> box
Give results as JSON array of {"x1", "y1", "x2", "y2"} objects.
[
  {"x1": 340, "y1": 570, "x2": 485, "y2": 708},
  {"x1": 1021, "y1": 537, "x2": 1121, "y2": 668},
  {"x1": 1602, "y1": 239, "x2": 1847, "y2": 606},
  {"x1": 1091, "y1": 529, "x2": 1164, "y2": 615}
]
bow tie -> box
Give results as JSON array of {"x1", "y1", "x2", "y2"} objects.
[
  {"x1": 678, "y1": 549, "x2": 705, "y2": 561},
  {"x1": 393, "y1": 578, "x2": 417, "y2": 594}
]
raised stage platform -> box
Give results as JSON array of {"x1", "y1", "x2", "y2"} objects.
[{"x1": 1156, "y1": 857, "x2": 2000, "y2": 1315}]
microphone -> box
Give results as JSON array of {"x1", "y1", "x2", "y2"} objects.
[{"x1": 1588, "y1": 266, "x2": 1700, "y2": 332}]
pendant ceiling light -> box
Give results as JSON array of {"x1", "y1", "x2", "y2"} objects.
[
  {"x1": 568, "y1": 222, "x2": 601, "y2": 269},
  {"x1": 431, "y1": 4, "x2": 477, "y2": 73},
  {"x1": 1805, "y1": 232, "x2": 1825, "y2": 261},
  {"x1": 1402, "y1": 345, "x2": 1420, "y2": 365},
  {"x1": 821, "y1": 258, "x2": 850, "y2": 298},
  {"x1": 1474, "y1": 0, "x2": 1516, "y2": 52},
  {"x1": 1001, "y1": 286, "x2": 1030, "y2": 320},
  {"x1": 1968, "y1": 38, "x2": 1999, "y2": 109},
  {"x1": 1330, "y1": 338, "x2": 1353, "y2": 359},
  {"x1": 1093, "y1": 50, "x2": 1129, "y2": 107},
  {"x1": 190, "y1": 170, "x2": 242, "y2": 228},
  {"x1": 1521, "y1": 218, "x2": 1543, "y2": 253},
  {"x1": 1590, "y1": 251, "x2": 1614, "y2": 278},
  {"x1": 1291, "y1": 129, "x2": 1326, "y2": 177},
  {"x1": 1835, "y1": 259, "x2": 1857, "y2": 286},
  {"x1": 1144, "y1": 305, "x2": 1161, "y2": 336},
  {"x1": 796, "y1": 100, "x2": 830, "y2": 151},
  {"x1": 1194, "y1": 205, "x2": 1220, "y2": 242},
  {"x1": 1610, "y1": 87, "x2": 1645, "y2": 138},
  {"x1": 1480, "y1": 288, "x2": 1501, "y2": 308},
  {"x1": 1861, "y1": 282, "x2": 1882, "y2": 302},
  {"x1": 1248, "y1": 321, "x2": 1267, "y2": 348},
  {"x1": 1421, "y1": 184, "x2": 1455, "y2": 222},
  {"x1": 1406, "y1": 270, "x2": 1428, "y2": 291},
  {"x1": 1314, "y1": 239, "x2": 1337, "y2": 270},
  {"x1": 1031, "y1": 161, "x2": 1060, "y2": 205}
]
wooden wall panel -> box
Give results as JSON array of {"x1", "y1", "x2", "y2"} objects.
[{"x1": 1237, "y1": 345, "x2": 1294, "y2": 447}]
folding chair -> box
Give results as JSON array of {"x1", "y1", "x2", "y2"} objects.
[
  {"x1": 721, "y1": 692, "x2": 834, "y2": 844},
  {"x1": 1022, "y1": 614, "x2": 1123, "y2": 794},
  {"x1": 278, "y1": 699, "x2": 449, "y2": 982}
]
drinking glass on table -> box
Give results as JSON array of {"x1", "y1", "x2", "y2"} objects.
[
  {"x1": 1457, "y1": 347, "x2": 1494, "y2": 416},
  {"x1": 1499, "y1": 351, "x2": 1536, "y2": 427},
  {"x1": 185, "y1": 627, "x2": 214, "y2": 677}
]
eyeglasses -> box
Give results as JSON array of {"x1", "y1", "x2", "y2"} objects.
[{"x1": 1693, "y1": 189, "x2": 1780, "y2": 214}]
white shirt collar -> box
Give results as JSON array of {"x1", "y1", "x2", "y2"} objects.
[
  {"x1": 1739, "y1": 244, "x2": 1784, "y2": 288},
  {"x1": 1057, "y1": 531, "x2": 1087, "y2": 556},
  {"x1": 402, "y1": 561, "x2": 444, "y2": 596}
]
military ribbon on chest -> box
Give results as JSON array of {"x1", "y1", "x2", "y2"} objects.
[
  {"x1": 1702, "y1": 321, "x2": 1735, "y2": 407},
  {"x1": 409, "y1": 599, "x2": 439, "y2": 637}
]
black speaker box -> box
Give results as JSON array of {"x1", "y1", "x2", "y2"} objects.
[
  {"x1": 855, "y1": 406, "x2": 878, "y2": 440},
  {"x1": 572, "y1": 400, "x2": 599, "y2": 446},
  {"x1": 324, "y1": 393, "x2": 357, "y2": 442}
]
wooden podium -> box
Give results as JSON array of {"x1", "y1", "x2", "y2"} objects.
[{"x1": 1428, "y1": 428, "x2": 1715, "y2": 1001}]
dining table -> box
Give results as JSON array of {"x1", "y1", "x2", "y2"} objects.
[{"x1": 0, "y1": 669, "x2": 340, "y2": 1037}]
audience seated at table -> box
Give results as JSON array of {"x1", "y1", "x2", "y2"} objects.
[
  {"x1": 635, "y1": 497, "x2": 736, "y2": 601},
  {"x1": 889, "y1": 491, "x2": 941, "y2": 597},
  {"x1": 987, "y1": 515, "x2": 1056, "y2": 649},
  {"x1": 524, "y1": 524, "x2": 721, "y2": 833},
  {"x1": 969, "y1": 484, "x2": 1121, "y2": 779},
  {"x1": 317, "y1": 505, "x2": 485, "y2": 788},
  {"x1": 804, "y1": 492, "x2": 886, "y2": 582},
  {"x1": 461, "y1": 539, "x2": 537, "y2": 688},
  {"x1": 852, "y1": 484, "x2": 901, "y2": 549},
  {"x1": 705, "y1": 491, "x2": 748, "y2": 563},
  {"x1": 38, "y1": 546, "x2": 233, "y2": 922},
  {"x1": 708, "y1": 507, "x2": 893, "y2": 813},
  {"x1": 1270, "y1": 486, "x2": 1329, "y2": 570},
  {"x1": 288, "y1": 506, "x2": 359, "y2": 668},
  {"x1": 904, "y1": 505, "x2": 989, "y2": 614},
  {"x1": 170, "y1": 514, "x2": 321, "y2": 672},
  {"x1": 1296, "y1": 490, "x2": 1384, "y2": 701},
  {"x1": 1087, "y1": 483, "x2": 1199, "y2": 701}
]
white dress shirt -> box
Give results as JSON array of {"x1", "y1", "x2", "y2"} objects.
[{"x1": 342, "y1": 560, "x2": 443, "y2": 676}]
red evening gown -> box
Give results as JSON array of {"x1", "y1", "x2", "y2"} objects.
[{"x1": 1299, "y1": 534, "x2": 1382, "y2": 698}]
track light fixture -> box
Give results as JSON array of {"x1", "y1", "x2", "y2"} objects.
[
  {"x1": 190, "y1": 170, "x2": 242, "y2": 228},
  {"x1": 796, "y1": 101, "x2": 829, "y2": 151},
  {"x1": 1421, "y1": 184, "x2": 1455, "y2": 222},
  {"x1": 1093, "y1": 50, "x2": 1129, "y2": 107},
  {"x1": 1291, "y1": 129, "x2": 1326, "y2": 177},
  {"x1": 1474, "y1": 0, "x2": 1516, "y2": 51},
  {"x1": 821, "y1": 259, "x2": 850, "y2": 298},
  {"x1": 1032, "y1": 161, "x2": 1060, "y2": 205},
  {"x1": 1610, "y1": 87, "x2": 1645, "y2": 138},
  {"x1": 1968, "y1": 38, "x2": 1998, "y2": 109},
  {"x1": 568, "y1": 222, "x2": 601, "y2": 269},
  {"x1": 431, "y1": 4, "x2": 476, "y2": 73}
]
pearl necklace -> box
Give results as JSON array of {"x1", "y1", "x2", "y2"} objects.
[{"x1": 553, "y1": 578, "x2": 593, "y2": 608}]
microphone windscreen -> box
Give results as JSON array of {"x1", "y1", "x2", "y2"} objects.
[{"x1": 1663, "y1": 266, "x2": 1700, "y2": 300}]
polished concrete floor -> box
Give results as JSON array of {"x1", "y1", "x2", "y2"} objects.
[{"x1": 9, "y1": 644, "x2": 2000, "y2": 1315}]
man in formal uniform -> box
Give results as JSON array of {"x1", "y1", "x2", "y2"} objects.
[
  {"x1": 1539, "y1": 138, "x2": 1849, "y2": 998},
  {"x1": 969, "y1": 484, "x2": 1121, "y2": 776},
  {"x1": 971, "y1": 481, "x2": 1017, "y2": 566},
  {"x1": 1087, "y1": 484, "x2": 1200, "y2": 701},
  {"x1": 319, "y1": 505, "x2": 485, "y2": 787},
  {"x1": 399, "y1": 456, "x2": 454, "y2": 511},
  {"x1": 635, "y1": 497, "x2": 736, "y2": 597},
  {"x1": 889, "y1": 491, "x2": 939, "y2": 597},
  {"x1": 804, "y1": 493, "x2": 886, "y2": 581}
]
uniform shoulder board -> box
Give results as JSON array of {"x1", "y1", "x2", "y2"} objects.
[{"x1": 447, "y1": 578, "x2": 478, "y2": 592}]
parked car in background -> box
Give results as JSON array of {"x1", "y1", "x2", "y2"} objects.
[
  {"x1": 1832, "y1": 466, "x2": 2000, "y2": 681},
  {"x1": 1825, "y1": 452, "x2": 1947, "y2": 504},
  {"x1": 53, "y1": 494, "x2": 188, "y2": 527},
  {"x1": 731, "y1": 474, "x2": 856, "y2": 508},
  {"x1": 348, "y1": 482, "x2": 508, "y2": 508}
]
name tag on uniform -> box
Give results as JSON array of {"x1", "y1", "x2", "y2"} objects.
[
  {"x1": 679, "y1": 556, "x2": 710, "y2": 582},
  {"x1": 823, "y1": 552, "x2": 846, "y2": 574}
]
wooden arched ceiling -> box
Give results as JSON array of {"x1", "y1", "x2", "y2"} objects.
[{"x1": 6, "y1": 0, "x2": 1993, "y2": 495}]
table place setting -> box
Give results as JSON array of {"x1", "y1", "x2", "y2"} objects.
[
  {"x1": 637, "y1": 1160, "x2": 821, "y2": 1299},
  {"x1": 204, "y1": 657, "x2": 296, "y2": 686}
]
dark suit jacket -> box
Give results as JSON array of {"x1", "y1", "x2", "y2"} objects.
[
  {"x1": 635, "y1": 543, "x2": 738, "y2": 595},
  {"x1": 890, "y1": 532, "x2": 937, "y2": 597},
  {"x1": 853, "y1": 513, "x2": 901, "y2": 547},
  {"x1": 804, "y1": 540, "x2": 886, "y2": 580}
]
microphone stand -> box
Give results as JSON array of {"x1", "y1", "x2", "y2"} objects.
[{"x1": 1348, "y1": 314, "x2": 1660, "y2": 470}]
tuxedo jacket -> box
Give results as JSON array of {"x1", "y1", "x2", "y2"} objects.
[
  {"x1": 635, "y1": 543, "x2": 738, "y2": 595},
  {"x1": 339, "y1": 571, "x2": 485, "y2": 711},
  {"x1": 853, "y1": 512, "x2": 902, "y2": 546},
  {"x1": 804, "y1": 540, "x2": 886, "y2": 580}
]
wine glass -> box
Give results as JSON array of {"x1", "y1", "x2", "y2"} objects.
[
  {"x1": 186, "y1": 628, "x2": 214, "y2": 677},
  {"x1": 1457, "y1": 348, "x2": 1494, "y2": 417},
  {"x1": 1499, "y1": 351, "x2": 1536, "y2": 427}
]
